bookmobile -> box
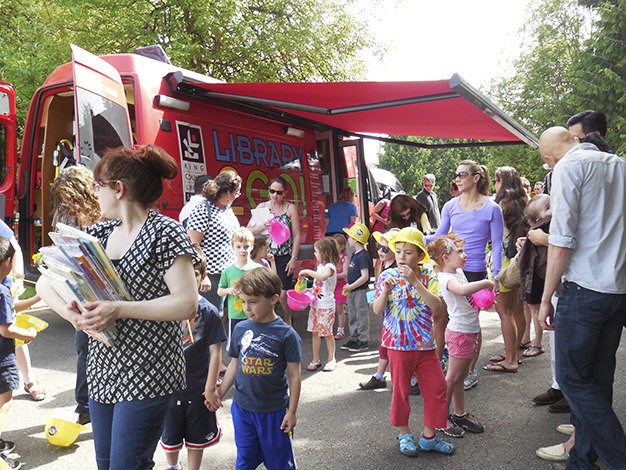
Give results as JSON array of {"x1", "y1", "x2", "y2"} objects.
[{"x1": 0, "y1": 45, "x2": 537, "y2": 277}]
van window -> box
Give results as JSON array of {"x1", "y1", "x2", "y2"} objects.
[{"x1": 75, "y1": 87, "x2": 131, "y2": 169}]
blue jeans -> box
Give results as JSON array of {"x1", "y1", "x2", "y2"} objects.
[
  {"x1": 89, "y1": 395, "x2": 172, "y2": 470},
  {"x1": 74, "y1": 331, "x2": 89, "y2": 415},
  {"x1": 555, "y1": 282, "x2": 626, "y2": 469}
]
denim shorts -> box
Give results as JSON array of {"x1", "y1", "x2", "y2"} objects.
[{"x1": 0, "y1": 363, "x2": 19, "y2": 394}]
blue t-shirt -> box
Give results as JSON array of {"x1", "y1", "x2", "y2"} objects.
[
  {"x1": 325, "y1": 201, "x2": 359, "y2": 233},
  {"x1": 0, "y1": 283, "x2": 15, "y2": 367},
  {"x1": 347, "y1": 249, "x2": 372, "y2": 290},
  {"x1": 228, "y1": 317, "x2": 302, "y2": 413},
  {"x1": 175, "y1": 297, "x2": 227, "y2": 400}
]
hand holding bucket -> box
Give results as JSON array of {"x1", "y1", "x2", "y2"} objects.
[{"x1": 15, "y1": 313, "x2": 48, "y2": 346}]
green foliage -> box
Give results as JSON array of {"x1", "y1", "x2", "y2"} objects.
[
  {"x1": 378, "y1": 138, "x2": 491, "y2": 206},
  {"x1": 0, "y1": 0, "x2": 376, "y2": 128}
]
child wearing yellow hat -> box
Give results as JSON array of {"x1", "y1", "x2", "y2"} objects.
[
  {"x1": 372, "y1": 227, "x2": 453, "y2": 458},
  {"x1": 339, "y1": 223, "x2": 373, "y2": 352}
]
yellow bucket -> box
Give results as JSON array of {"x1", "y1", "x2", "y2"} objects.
[
  {"x1": 15, "y1": 314, "x2": 48, "y2": 346},
  {"x1": 45, "y1": 417, "x2": 85, "y2": 447}
]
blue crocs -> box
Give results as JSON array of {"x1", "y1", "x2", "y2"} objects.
[
  {"x1": 418, "y1": 434, "x2": 455, "y2": 455},
  {"x1": 397, "y1": 433, "x2": 419, "y2": 457}
]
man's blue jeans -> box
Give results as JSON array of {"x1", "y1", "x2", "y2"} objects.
[
  {"x1": 555, "y1": 282, "x2": 626, "y2": 469},
  {"x1": 89, "y1": 395, "x2": 172, "y2": 470}
]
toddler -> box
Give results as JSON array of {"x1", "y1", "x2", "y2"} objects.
[
  {"x1": 428, "y1": 235, "x2": 493, "y2": 438},
  {"x1": 251, "y1": 234, "x2": 275, "y2": 271},
  {"x1": 299, "y1": 237, "x2": 339, "y2": 372}
]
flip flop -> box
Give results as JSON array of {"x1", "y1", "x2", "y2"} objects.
[
  {"x1": 306, "y1": 361, "x2": 322, "y2": 371},
  {"x1": 523, "y1": 346, "x2": 545, "y2": 357},
  {"x1": 519, "y1": 341, "x2": 532, "y2": 350},
  {"x1": 489, "y1": 353, "x2": 506, "y2": 363},
  {"x1": 23, "y1": 382, "x2": 46, "y2": 401},
  {"x1": 483, "y1": 363, "x2": 518, "y2": 373}
]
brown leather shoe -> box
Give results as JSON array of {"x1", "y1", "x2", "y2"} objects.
[
  {"x1": 533, "y1": 387, "x2": 564, "y2": 406},
  {"x1": 549, "y1": 397, "x2": 571, "y2": 413}
]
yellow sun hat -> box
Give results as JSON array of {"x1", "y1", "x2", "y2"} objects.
[
  {"x1": 45, "y1": 417, "x2": 86, "y2": 447},
  {"x1": 388, "y1": 227, "x2": 430, "y2": 264},
  {"x1": 343, "y1": 223, "x2": 370, "y2": 245},
  {"x1": 372, "y1": 228, "x2": 400, "y2": 245}
]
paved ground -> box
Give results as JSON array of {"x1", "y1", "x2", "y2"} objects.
[{"x1": 6, "y1": 305, "x2": 625, "y2": 469}]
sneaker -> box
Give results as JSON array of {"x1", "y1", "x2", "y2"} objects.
[
  {"x1": 438, "y1": 416, "x2": 465, "y2": 438},
  {"x1": 0, "y1": 439, "x2": 15, "y2": 456},
  {"x1": 536, "y1": 443, "x2": 569, "y2": 462},
  {"x1": 0, "y1": 455, "x2": 22, "y2": 470},
  {"x1": 348, "y1": 341, "x2": 369, "y2": 352},
  {"x1": 322, "y1": 360, "x2": 337, "y2": 372},
  {"x1": 340, "y1": 339, "x2": 358, "y2": 351},
  {"x1": 533, "y1": 387, "x2": 564, "y2": 406},
  {"x1": 463, "y1": 370, "x2": 478, "y2": 391},
  {"x1": 359, "y1": 376, "x2": 387, "y2": 390},
  {"x1": 334, "y1": 330, "x2": 345, "y2": 340},
  {"x1": 418, "y1": 433, "x2": 455, "y2": 455},
  {"x1": 397, "y1": 433, "x2": 419, "y2": 457},
  {"x1": 450, "y1": 412, "x2": 484, "y2": 433},
  {"x1": 410, "y1": 383, "x2": 421, "y2": 396},
  {"x1": 77, "y1": 411, "x2": 91, "y2": 425}
]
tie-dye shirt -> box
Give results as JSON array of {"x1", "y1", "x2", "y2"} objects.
[{"x1": 376, "y1": 266, "x2": 440, "y2": 351}]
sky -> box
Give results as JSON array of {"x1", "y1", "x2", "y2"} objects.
[
  {"x1": 352, "y1": 0, "x2": 534, "y2": 162},
  {"x1": 356, "y1": 0, "x2": 533, "y2": 87}
]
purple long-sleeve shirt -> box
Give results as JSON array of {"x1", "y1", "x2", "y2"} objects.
[{"x1": 426, "y1": 197, "x2": 504, "y2": 276}]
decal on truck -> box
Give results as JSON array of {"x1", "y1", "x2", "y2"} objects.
[
  {"x1": 212, "y1": 130, "x2": 304, "y2": 168},
  {"x1": 177, "y1": 121, "x2": 206, "y2": 202}
]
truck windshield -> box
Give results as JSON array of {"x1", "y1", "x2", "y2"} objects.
[{"x1": 75, "y1": 87, "x2": 131, "y2": 170}]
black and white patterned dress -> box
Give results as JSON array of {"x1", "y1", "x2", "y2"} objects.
[
  {"x1": 186, "y1": 200, "x2": 240, "y2": 275},
  {"x1": 86, "y1": 211, "x2": 195, "y2": 404}
]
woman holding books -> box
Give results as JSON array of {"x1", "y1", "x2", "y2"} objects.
[{"x1": 37, "y1": 145, "x2": 198, "y2": 470}]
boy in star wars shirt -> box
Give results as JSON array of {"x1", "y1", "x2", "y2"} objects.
[{"x1": 217, "y1": 268, "x2": 302, "y2": 470}]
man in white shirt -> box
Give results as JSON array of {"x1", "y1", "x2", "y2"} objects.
[
  {"x1": 538, "y1": 126, "x2": 626, "y2": 469},
  {"x1": 179, "y1": 174, "x2": 212, "y2": 228}
]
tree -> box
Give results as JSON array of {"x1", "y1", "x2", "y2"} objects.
[{"x1": 0, "y1": 0, "x2": 377, "y2": 127}]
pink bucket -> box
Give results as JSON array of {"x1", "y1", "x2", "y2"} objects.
[
  {"x1": 286, "y1": 289, "x2": 315, "y2": 311},
  {"x1": 472, "y1": 289, "x2": 496, "y2": 310},
  {"x1": 267, "y1": 217, "x2": 291, "y2": 245}
]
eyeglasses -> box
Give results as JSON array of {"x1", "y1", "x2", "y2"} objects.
[
  {"x1": 376, "y1": 243, "x2": 390, "y2": 253},
  {"x1": 453, "y1": 171, "x2": 477, "y2": 180},
  {"x1": 268, "y1": 189, "x2": 285, "y2": 195}
]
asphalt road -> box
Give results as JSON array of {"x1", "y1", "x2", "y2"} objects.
[{"x1": 7, "y1": 305, "x2": 624, "y2": 469}]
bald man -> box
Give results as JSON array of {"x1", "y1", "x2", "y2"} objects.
[{"x1": 538, "y1": 126, "x2": 626, "y2": 468}]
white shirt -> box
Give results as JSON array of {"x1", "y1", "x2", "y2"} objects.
[
  {"x1": 437, "y1": 270, "x2": 480, "y2": 333},
  {"x1": 549, "y1": 143, "x2": 626, "y2": 293},
  {"x1": 311, "y1": 263, "x2": 337, "y2": 309},
  {"x1": 179, "y1": 194, "x2": 206, "y2": 224}
]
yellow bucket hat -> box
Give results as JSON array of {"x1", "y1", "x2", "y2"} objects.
[
  {"x1": 343, "y1": 223, "x2": 370, "y2": 245},
  {"x1": 388, "y1": 227, "x2": 430, "y2": 264}
]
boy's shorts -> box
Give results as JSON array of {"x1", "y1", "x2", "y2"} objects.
[
  {"x1": 231, "y1": 401, "x2": 297, "y2": 470},
  {"x1": 160, "y1": 397, "x2": 221, "y2": 452},
  {"x1": 0, "y1": 363, "x2": 19, "y2": 395}
]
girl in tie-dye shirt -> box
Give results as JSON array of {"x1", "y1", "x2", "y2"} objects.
[{"x1": 372, "y1": 227, "x2": 454, "y2": 458}]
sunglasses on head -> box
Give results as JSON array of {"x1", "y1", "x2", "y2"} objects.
[
  {"x1": 268, "y1": 189, "x2": 285, "y2": 195},
  {"x1": 376, "y1": 243, "x2": 390, "y2": 253}
]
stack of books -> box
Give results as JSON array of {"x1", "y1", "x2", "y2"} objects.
[{"x1": 37, "y1": 223, "x2": 132, "y2": 347}]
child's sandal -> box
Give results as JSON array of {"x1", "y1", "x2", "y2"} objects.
[{"x1": 306, "y1": 361, "x2": 322, "y2": 371}]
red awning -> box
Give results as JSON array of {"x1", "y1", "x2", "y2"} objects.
[{"x1": 169, "y1": 73, "x2": 537, "y2": 147}]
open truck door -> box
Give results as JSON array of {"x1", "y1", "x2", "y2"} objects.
[
  {"x1": 71, "y1": 44, "x2": 132, "y2": 169},
  {"x1": 0, "y1": 82, "x2": 17, "y2": 224}
]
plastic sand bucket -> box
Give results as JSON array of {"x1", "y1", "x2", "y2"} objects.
[
  {"x1": 472, "y1": 289, "x2": 496, "y2": 310},
  {"x1": 45, "y1": 417, "x2": 85, "y2": 447},
  {"x1": 286, "y1": 289, "x2": 315, "y2": 311},
  {"x1": 15, "y1": 313, "x2": 48, "y2": 346},
  {"x1": 267, "y1": 217, "x2": 291, "y2": 245}
]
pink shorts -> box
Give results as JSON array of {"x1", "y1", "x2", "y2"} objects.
[
  {"x1": 334, "y1": 281, "x2": 347, "y2": 304},
  {"x1": 308, "y1": 306, "x2": 335, "y2": 337},
  {"x1": 445, "y1": 329, "x2": 479, "y2": 360}
]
